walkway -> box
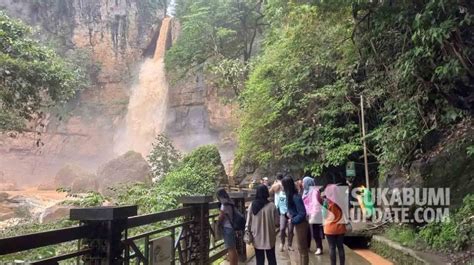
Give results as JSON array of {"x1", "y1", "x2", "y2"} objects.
[{"x1": 246, "y1": 240, "x2": 370, "y2": 265}]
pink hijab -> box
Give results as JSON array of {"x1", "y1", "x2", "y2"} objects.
[{"x1": 325, "y1": 184, "x2": 338, "y2": 203}]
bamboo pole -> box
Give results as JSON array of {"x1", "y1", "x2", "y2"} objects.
[{"x1": 360, "y1": 95, "x2": 370, "y2": 189}]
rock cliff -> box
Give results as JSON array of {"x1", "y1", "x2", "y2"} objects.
[
  {"x1": 0, "y1": 0, "x2": 237, "y2": 185},
  {"x1": 0, "y1": 0, "x2": 165, "y2": 185}
]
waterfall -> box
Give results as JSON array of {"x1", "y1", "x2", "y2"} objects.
[{"x1": 114, "y1": 17, "x2": 172, "y2": 156}]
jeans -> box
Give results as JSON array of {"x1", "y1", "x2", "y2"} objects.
[
  {"x1": 294, "y1": 220, "x2": 309, "y2": 265},
  {"x1": 255, "y1": 248, "x2": 277, "y2": 265},
  {"x1": 327, "y1": 234, "x2": 345, "y2": 265},
  {"x1": 279, "y1": 214, "x2": 294, "y2": 246},
  {"x1": 308, "y1": 223, "x2": 323, "y2": 250}
]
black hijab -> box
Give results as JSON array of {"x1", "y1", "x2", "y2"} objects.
[{"x1": 252, "y1": 184, "x2": 270, "y2": 215}]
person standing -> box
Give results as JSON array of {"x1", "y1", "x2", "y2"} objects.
[
  {"x1": 246, "y1": 185, "x2": 278, "y2": 265},
  {"x1": 317, "y1": 184, "x2": 347, "y2": 265},
  {"x1": 275, "y1": 175, "x2": 294, "y2": 251},
  {"x1": 262, "y1": 177, "x2": 270, "y2": 188},
  {"x1": 282, "y1": 176, "x2": 309, "y2": 265},
  {"x1": 295, "y1": 177, "x2": 304, "y2": 195},
  {"x1": 269, "y1": 173, "x2": 284, "y2": 202},
  {"x1": 217, "y1": 188, "x2": 238, "y2": 265},
  {"x1": 302, "y1": 176, "x2": 324, "y2": 255}
]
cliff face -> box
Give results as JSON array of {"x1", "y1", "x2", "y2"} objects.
[
  {"x1": 0, "y1": 1, "x2": 237, "y2": 186},
  {"x1": 0, "y1": 0, "x2": 165, "y2": 185},
  {"x1": 383, "y1": 122, "x2": 474, "y2": 209},
  {"x1": 166, "y1": 72, "x2": 238, "y2": 175}
]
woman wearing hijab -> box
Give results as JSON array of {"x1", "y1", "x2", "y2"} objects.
[
  {"x1": 246, "y1": 185, "x2": 278, "y2": 265},
  {"x1": 282, "y1": 176, "x2": 309, "y2": 265},
  {"x1": 217, "y1": 188, "x2": 238, "y2": 265},
  {"x1": 302, "y1": 176, "x2": 324, "y2": 255},
  {"x1": 317, "y1": 184, "x2": 347, "y2": 265}
]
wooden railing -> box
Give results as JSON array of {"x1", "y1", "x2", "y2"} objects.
[{"x1": 0, "y1": 192, "x2": 254, "y2": 265}]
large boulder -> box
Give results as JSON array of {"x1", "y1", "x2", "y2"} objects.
[
  {"x1": 54, "y1": 164, "x2": 96, "y2": 190},
  {"x1": 40, "y1": 205, "x2": 71, "y2": 223},
  {"x1": 97, "y1": 151, "x2": 152, "y2": 190},
  {"x1": 71, "y1": 177, "x2": 98, "y2": 193}
]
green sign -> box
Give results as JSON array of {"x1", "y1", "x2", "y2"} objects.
[{"x1": 346, "y1": 161, "x2": 356, "y2": 177}]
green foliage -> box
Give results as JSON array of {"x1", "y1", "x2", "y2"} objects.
[
  {"x1": 235, "y1": 0, "x2": 473, "y2": 177},
  {"x1": 236, "y1": 5, "x2": 360, "y2": 174},
  {"x1": 467, "y1": 145, "x2": 474, "y2": 157},
  {"x1": 357, "y1": 0, "x2": 473, "y2": 174},
  {"x1": 147, "y1": 134, "x2": 182, "y2": 180},
  {"x1": 384, "y1": 195, "x2": 474, "y2": 253},
  {"x1": 210, "y1": 58, "x2": 250, "y2": 97},
  {"x1": 419, "y1": 194, "x2": 474, "y2": 252},
  {"x1": 60, "y1": 191, "x2": 105, "y2": 207},
  {"x1": 111, "y1": 145, "x2": 225, "y2": 214},
  {"x1": 165, "y1": 0, "x2": 263, "y2": 78},
  {"x1": 0, "y1": 12, "x2": 83, "y2": 131},
  {"x1": 384, "y1": 225, "x2": 420, "y2": 249},
  {"x1": 159, "y1": 145, "x2": 226, "y2": 196}
]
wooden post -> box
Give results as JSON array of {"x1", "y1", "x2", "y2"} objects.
[
  {"x1": 70, "y1": 206, "x2": 137, "y2": 265},
  {"x1": 180, "y1": 196, "x2": 213, "y2": 265},
  {"x1": 229, "y1": 192, "x2": 247, "y2": 262},
  {"x1": 360, "y1": 95, "x2": 370, "y2": 189}
]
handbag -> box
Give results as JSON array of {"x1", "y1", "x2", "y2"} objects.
[
  {"x1": 244, "y1": 228, "x2": 254, "y2": 245},
  {"x1": 345, "y1": 222, "x2": 353, "y2": 233}
]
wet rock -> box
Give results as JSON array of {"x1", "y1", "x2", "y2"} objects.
[
  {"x1": 384, "y1": 127, "x2": 474, "y2": 209},
  {"x1": 0, "y1": 192, "x2": 9, "y2": 202},
  {"x1": 0, "y1": 210, "x2": 16, "y2": 221},
  {"x1": 38, "y1": 181, "x2": 56, "y2": 190},
  {"x1": 71, "y1": 177, "x2": 98, "y2": 193},
  {"x1": 54, "y1": 164, "x2": 96, "y2": 189},
  {"x1": 40, "y1": 205, "x2": 71, "y2": 223},
  {"x1": 97, "y1": 151, "x2": 152, "y2": 191}
]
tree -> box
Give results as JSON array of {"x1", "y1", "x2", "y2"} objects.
[
  {"x1": 0, "y1": 12, "x2": 82, "y2": 131},
  {"x1": 165, "y1": 0, "x2": 264, "y2": 80},
  {"x1": 147, "y1": 134, "x2": 182, "y2": 181},
  {"x1": 236, "y1": 5, "x2": 360, "y2": 175},
  {"x1": 236, "y1": 0, "x2": 473, "y2": 178}
]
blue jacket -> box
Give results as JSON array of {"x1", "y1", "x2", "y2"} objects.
[{"x1": 287, "y1": 194, "x2": 306, "y2": 225}]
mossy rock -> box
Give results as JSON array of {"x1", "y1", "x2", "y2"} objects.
[{"x1": 97, "y1": 151, "x2": 152, "y2": 193}]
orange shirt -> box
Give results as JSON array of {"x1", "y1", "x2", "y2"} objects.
[{"x1": 323, "y1": 202, "x2": 346, "y2": 235}]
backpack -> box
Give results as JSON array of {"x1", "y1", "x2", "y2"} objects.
[{"x1": 227, "y1": 205, "x2": 246, "y2": 231}]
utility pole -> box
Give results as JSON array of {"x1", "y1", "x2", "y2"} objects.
[{"x1": 360, "y1": 95, "x2": 370, "y2": 189}]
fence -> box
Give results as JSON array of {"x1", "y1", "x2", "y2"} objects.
[{"x1": 0, "y1": 192, "x2": 254, "y2": 265}]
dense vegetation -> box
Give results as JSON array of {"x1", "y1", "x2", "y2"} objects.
[
  {"x1": 167, "y1": 0, "x2": 473, "y2": 179},
  {"x1": 0, "y1": 12, "x2": 83, "y2": 131},
  {"x1": 383, "y1": 194, "x2": 473, "y2": 256},
  {"x1": 165, "y1": 0, "x2": 474, "y2": 257}
]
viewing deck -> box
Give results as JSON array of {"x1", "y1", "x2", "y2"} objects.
[{"x1": 0, "y1": 191, "x2": 381, "y2": 264}]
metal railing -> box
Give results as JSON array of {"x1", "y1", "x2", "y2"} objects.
[{"x1": 0, "y1": 192, "x2": 254, "y2": 265}]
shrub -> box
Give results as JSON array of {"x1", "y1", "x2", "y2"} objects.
[
  {"x1": 159, "y1": 145, "x2": 226, "y2": 197},
  {"x1": 419, "y1": 194, "x2": 474, "y2": 252},
  {"x1": 384, "y1": 225, "x2": 419, "y2": 249}
]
